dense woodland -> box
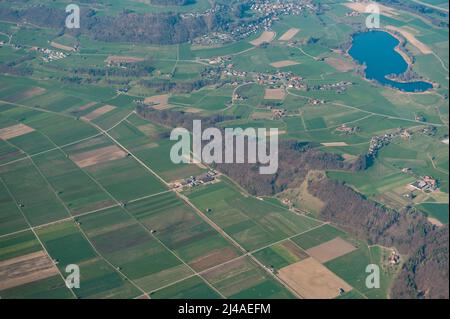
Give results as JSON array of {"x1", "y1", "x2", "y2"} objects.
[{"x1": 0, "y1": 3, "x2": 240, "y2": 44}]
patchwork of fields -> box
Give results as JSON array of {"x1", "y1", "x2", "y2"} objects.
[
  {"x1": 0, "y1": 0, "x2": 447, "y2": 299},
  {"x1": 0, "y1": 79, "x2": 398, "y2": 298}
]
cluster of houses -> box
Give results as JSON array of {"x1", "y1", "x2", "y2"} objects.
[
  {"x1": 187, "y1": 0, "x2": 310, "y2": 45},
  {"x1": 335, "y1": 124, "x2": 359, "y2": 135},
  {"x1": 309, "y1": 81, "x2": 353, "y2": 94},
  {"x1": 31, "y1": 47, "x2": 67, "y2": 63},
  {"x1": 203, "y1": 57, "x2": 249, "y2": 81},
  {"x1": 231, "y1": 17, "x2": 275, "y2": 42},
  {"x1": 171, "y1": 170, "x2": 219, "y2": 190},
  {"x1": 368, "y1": 133, "x2": 395, "y2": 157},
  {"x1": 233, "y1": 92, "x2": 248, "y2": 102},
  {"x1": 281, "y1": 197, "x2": 293, "y2": 208},
  {"x1": 308, "y1": 98, "x2": 326, "y2": 105},
  {"x1": 367, "y1": 126, "x2": 440, "y2": 158},
  {"x1": 208, "y1": 55, "x2": 232, "y2": 66},
  {"x1": 271, "y1": 108, "x2": 287, "y2": 119},
  {"x1": 219, "y1": 68, "x2": 248, "y2": 83},
  {"x1": 368, "y1": 128, "x2": 413, "y2": 157},
  {"x1": 422, "y1": 125, "x2": 437, "y2": 137},
  {"x1": 345, "y1": 11, "x2": 361, "y2": 17},
  {"x1": 255, "y1": 71, "x2": 305, "y2": 90},
  {"x1": 192, "y1": 32, "x2": 234, "y2": 46},
  {"x1": 181, "y1": 3, "x2": 224, "y2": 19},
  {"x1": 388, "y1": 250, "x2": 401, "y2": 265},
  {"x1": 230, "y1": 0, "x2": 314, "y2": 42},
  {"x1": 403, "y1": 168, "x2": 438, "y2": 194},
  {"x1": 415, "y1": 114, "x2": 426, "y2": 122},
  {"x1": 251, "y1": 0, "x2": 311, "y2": 17},
  {"x1": 204, "y1": 57, "x2": 308, "y2": 91}
]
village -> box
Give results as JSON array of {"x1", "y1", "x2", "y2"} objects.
[
  {"x1": 204, "y1": 56, "x2": 307, "y2": 92},
  {"x1": 255, "y1": 71, "x2": 306, "y2": 90},
  {"x1": 367, "y1": 127, "x2": 415, "y2": 158},
  {"x1": 192, "y1": 0, "x2": 315, "y2": 46},
  {"x1": 205, "y1": 55, "x2": 353, "y2": 95}
]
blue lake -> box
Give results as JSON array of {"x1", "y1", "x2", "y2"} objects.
[{"x1": 349, "y1": 31, "x2": 432, "y2": 92}]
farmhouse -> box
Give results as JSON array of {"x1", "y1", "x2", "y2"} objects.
[
  {"x1": 409, "y1": 176, "x2": 438, "y2": 192},
  {"x1": 310, "y1": 81, "x2": 353, "y2": 93},
  {"x1": 272, "y1": 108, "x2": 287, "y2": 119},
  {"x1": 309, "y1": 98, "x2": 325, "y2": 105},
  {"x1": 389, "y1": 250, "x2": 401, "y2": 265},
  {"x1": 36, "y1": 47, "x2": 67, "y2": 62},
  {"x1": 178, "y1": 171, "x2": 219, "y2": 189},
  {"x1": 336, "y1": 124, "x2": 359, "y2": 134}
]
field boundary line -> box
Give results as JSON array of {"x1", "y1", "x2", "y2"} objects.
[
  {"x1": 149, "y1": 220, "x2": 330, "y2": 297},
  {"x1": 0, "y1": 177, "x2": 78, "y2": 299},
  {"x1": 90, "y1": 121, "x2": 304, "y2": 298},
  {"x1": 286, "y1": 236, "x2": 369, "y2": 299},
  {"x1": 25, "y1": 152, "x2": 149, "y2": 297},
  {"x1": 286, "y1": 90, "x2": 445, "y2": 127},
  {"x1": 0, "y1": 132, "x2": 103, "y2": 168},
  {"x1": 40, "y1": 121, "x2": 225, "y2": 298},
  {"x1": 0, "y1": 190, "x2": 173, "y2": 240}
]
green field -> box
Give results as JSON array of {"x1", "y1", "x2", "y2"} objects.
[
  {"x1": 151, "y1": 276, "x2": 221, "y2": 299},
  {"x1": 417, "y1": 202, "x2": 449, "y2": 224},
  {"x1": 291, "y1": 224, "x2": 348, "y2": 250},
  {"x1": 325, "y1": 245, "x2": 399, "y2": 299},
  {"x1": 37, "y1": 221, "x2": 142, "y2": 299},
  {"x1": 187, "y1": 179, "x2": 323, "y2": 251}
]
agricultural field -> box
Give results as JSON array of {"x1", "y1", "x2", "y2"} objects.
[
  {"x1": 0, "y1": 0, "x2": 448, "y2": 300},
  {"x1": 186, "y1": 179, "x2": 323, "y2": 251}
]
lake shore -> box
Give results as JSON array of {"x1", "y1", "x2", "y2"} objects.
[
  {"x1": 346, "y1": 30, "x2": 433, "y2": 93},
  {"x1": 382, "y1": 29, "x2": 414, "y2": 67}
]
